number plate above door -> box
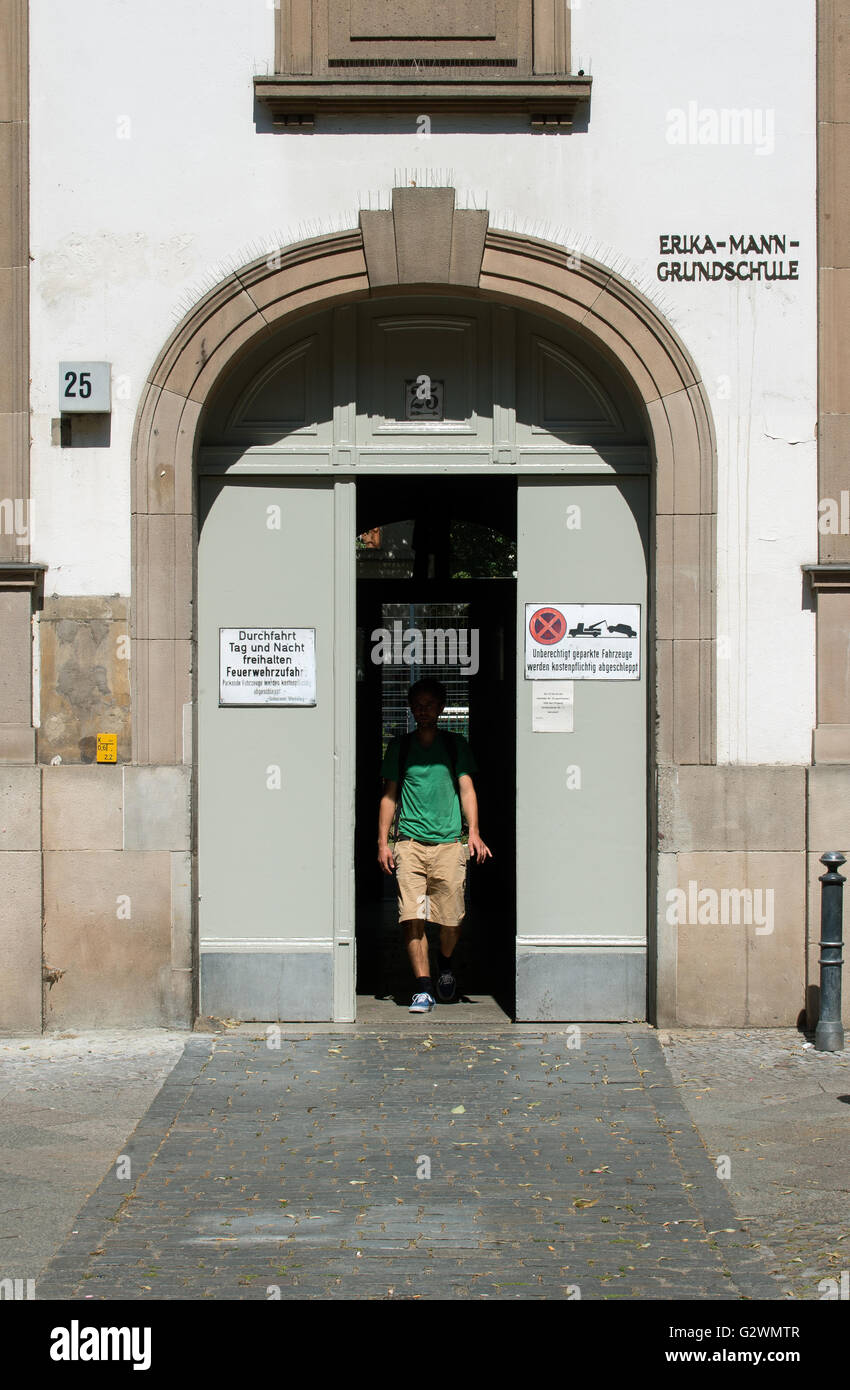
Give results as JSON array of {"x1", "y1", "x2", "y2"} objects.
[
  {"x1": 59, "y1": 362, "x2": 111, "y2": 413},
  {"x1": 405, "y1": 378, "x2": 444, "y2": 421}
]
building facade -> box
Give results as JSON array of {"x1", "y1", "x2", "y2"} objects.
[{"x1": 1, "y1": 0, "x2": 848, "y2": 1029}]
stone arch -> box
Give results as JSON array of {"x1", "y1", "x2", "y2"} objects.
[{"x1": 131, "y1": 189, "x2": 716, "y2": 768}]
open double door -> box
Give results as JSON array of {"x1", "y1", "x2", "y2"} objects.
[{"x1": 197, "y1": 473, "x2": 648, "y2": 1021}]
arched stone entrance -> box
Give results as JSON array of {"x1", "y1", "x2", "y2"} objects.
[
  {"x1": 131, "y1": 188, "x2": 716, "y2": 1021},
  {"x1": 132, "y1": 193, "x2": 715, "y2": 768}
]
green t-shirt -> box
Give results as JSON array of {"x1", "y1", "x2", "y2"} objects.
[{"x1": 382, "y1": 731, "x2": 477, "y2": 843}]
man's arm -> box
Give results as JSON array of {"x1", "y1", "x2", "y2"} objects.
[
  {"x1": 377, "y1": 780, "x2": 398, "y2": 875},
  {"x1": 458, "y1": 773, "x2": 492, "y2": 863}
]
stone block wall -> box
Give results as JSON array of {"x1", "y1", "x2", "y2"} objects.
[
  {"x1": 0, "y1": 767, "x2": 42, "y2": 1031},
  {"x1": 0, "y1": 762, "x2": 192, "y2": 1033},
  {"x1": 37, "y1": 597, "x2": 131, "y2": 765},
  {"x1": 656, "y1": 765, "x2": 850, "y2": 1028}
]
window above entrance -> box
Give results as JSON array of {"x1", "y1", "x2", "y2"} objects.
[
  {"x1": 199, "y1": 297, "x2": 648, "y2": 468},
  {"x1": 255, "y1": 0, "x2": 592, "y2": 129},
  {"x1": 201, "y1": 300, "x2": 644, "y2": 461},
  {"x1": 356, "y1": 518, "x2": 516, "y2": 581}
]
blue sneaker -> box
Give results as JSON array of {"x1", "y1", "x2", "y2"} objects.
[{"x1": 409, "y1": 992, "x2": 435, "y2": 1013}]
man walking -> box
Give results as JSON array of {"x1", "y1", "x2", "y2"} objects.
[{"x1": 377, "y1": 677, "x2": 492, "y2": 1012}]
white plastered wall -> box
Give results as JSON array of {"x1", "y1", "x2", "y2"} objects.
[{"x1": 28, "y1": 0, "x2": 816, "y2": 763}]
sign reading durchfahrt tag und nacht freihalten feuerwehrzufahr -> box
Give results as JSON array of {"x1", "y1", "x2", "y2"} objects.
[{"x1": 219, "y1": 628, "x2": 316, "y2": 706}]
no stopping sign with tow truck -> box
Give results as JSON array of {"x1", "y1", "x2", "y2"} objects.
[{"x1": 525, "y1": 603, "x2": 641, "y2": 680}]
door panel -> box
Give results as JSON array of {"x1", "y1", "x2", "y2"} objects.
[
  {"x1": 515, "y1": 478, "x2": 648, "y2": 1018},
  {"x1": 197, "y1": 478, "x2": 338, "y2": 1019}
]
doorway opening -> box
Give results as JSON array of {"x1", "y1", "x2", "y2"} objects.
[{"x1": 354, "y1": 477, "x2": 517, "y2": 1021}]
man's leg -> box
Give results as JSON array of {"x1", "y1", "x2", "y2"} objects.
[
  {"x1": 429, "y1": 843, "x2": 468, "y2": 1002},
  {"x1": 403, "y1": 921, "x2": 435, "y2": 1011},
  {"x1": 438, "y1": 922, "x2": 462, "y2": 960},
  {"x1": 395, "y1": 842, "x2": 435, "y2": 1009},
  {"x1": 434, "y1": 923, "x2": 461, "y2": 1001},
  {"x1": 403, "y1": 920, "x2": 431, "y2": 978}
]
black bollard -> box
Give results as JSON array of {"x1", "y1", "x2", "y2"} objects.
[{"x1": 815, "y1": 851, "x2": 846, "y2": 1052}]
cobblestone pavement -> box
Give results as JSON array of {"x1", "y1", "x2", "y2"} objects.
[
  {"x1": 0, "y1": 1032, "x2": 186, "y2": 1281},
  {"x1": 660, "y1": 1029, "x2": 850, "y2": 1302},
  {"x1": 36, "y1": 1028, "x2": 781, "y2": 1301}
]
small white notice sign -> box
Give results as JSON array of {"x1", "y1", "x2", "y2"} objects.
[
  {"x1": 525, "y1": 603, "x2": 641, "y2": 680},
  {"x1": 533, "y1": 682, "x2": 574, "y2": 732},
  {"x1": 219, "y1": 628, "x2": 316, "y2": 706}
]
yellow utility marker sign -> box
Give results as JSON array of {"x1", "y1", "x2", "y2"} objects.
[{"x1": 96, "y1": 734, "x2": 117, "y2": 763}]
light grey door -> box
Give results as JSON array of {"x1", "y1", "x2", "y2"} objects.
[
  {"x1": 197, "y1": 477, "x2": 354, "y2": 1021},
  {"x1": 515, "y1": 477, "x2": 649, "y2": 1020}
]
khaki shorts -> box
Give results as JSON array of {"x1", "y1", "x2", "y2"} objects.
[{"x1": 393, "y1": 839, "x2": 469, "y2": 927}]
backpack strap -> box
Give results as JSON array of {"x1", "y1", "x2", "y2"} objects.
[
  {"x1": 443, "y1": 731, "x2": 459, "y2": 784},
  {"x1": 390, "y1": 732, "x2": 412, "y2": 840}
]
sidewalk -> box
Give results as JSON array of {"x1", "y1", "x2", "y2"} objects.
[
  {"x1": 659, "y1": 1028, "x2": 850, "y2": 1301},
  {"x1": 0, "y1": 1031, "x2": 185, "y2": 1283},
  {"x1": 1, "y1": 1024, "x2": 846, "y2": 1300}
]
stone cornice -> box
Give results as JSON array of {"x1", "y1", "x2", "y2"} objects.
[
  {"x1": 803, "y1": 563, "x2": 850, "y2": 590},
  {"x1": 0, "y1": 561, "x2": 46, "y2": 590},
  {"x1": 254, "y1": 74, "x2": 592, "y2": 128}
]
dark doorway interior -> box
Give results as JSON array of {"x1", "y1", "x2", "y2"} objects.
[{"x1": 354, "y1": 478, "x2": 517, "y2": 1017}]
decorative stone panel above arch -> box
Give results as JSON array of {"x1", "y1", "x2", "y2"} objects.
[
  {"x1": 259, "y1": 0, "x2": 591, "y2": 127},
  {"x1": 131, "y1": 188, "x2": 716, "y2": 768}
]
